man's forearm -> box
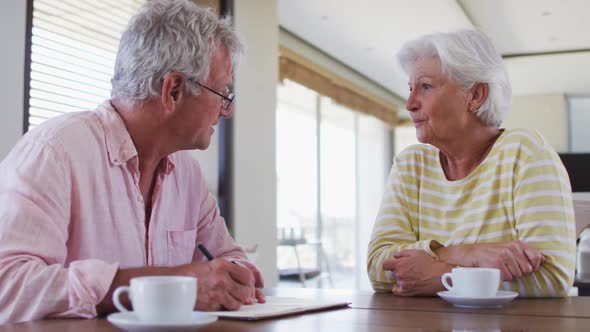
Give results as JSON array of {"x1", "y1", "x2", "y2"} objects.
[{"x1": 95, "y1": 266, "x2": 181, "y2": 316}]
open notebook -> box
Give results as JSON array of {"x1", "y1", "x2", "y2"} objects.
[{"x1": 208, "y1": 296, "x2": 351, "y2": 321}]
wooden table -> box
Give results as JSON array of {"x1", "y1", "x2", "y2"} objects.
[
  {"x1": 3, "y1": 289, "x2": 590, "y2": 331},
  {"x1": 268, "y1": 288, "x2": 590, "y2": 318}
]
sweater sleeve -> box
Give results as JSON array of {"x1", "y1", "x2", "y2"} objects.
[
  {"x1": 508, "y1": 144, "x2": 576, "y2": 297},
  {"x1": 367, "y1": 156, "x2": 440, "y2": 292}
]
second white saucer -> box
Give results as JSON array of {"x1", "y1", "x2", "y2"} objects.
[{"x1": 437, "y1": 290, "x2": 518, "y2": 308}]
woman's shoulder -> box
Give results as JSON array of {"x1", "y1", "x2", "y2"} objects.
[
  {"x1": 501, "y1": 128, "x2": 545, "y2": 144},
  {"x1": 498, "y1": 128, "x2": 553, "y2": 157},
  {"x1": 394, "y1": 143, "x2": 438, "y2": 167}
]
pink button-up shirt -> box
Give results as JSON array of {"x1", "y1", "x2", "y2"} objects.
[{"x1": 0, "y1": 101, "x2": 246, "y2": 323}]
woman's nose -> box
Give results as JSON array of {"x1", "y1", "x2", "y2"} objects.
[{"x1": 406, "y1": 90, "x2": 419, "y2": 112}]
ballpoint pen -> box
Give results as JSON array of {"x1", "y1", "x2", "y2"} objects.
[
  {"x1": 197, "y1": 242, "x2": 215, "y2": 261},
  {"x1": 197, "y1": 242, "x2": 240, "y2": 265}
]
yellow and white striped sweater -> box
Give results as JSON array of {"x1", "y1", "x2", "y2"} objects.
[{"x1": 367, "y1": 129, "x2": 576, "y2": 297}]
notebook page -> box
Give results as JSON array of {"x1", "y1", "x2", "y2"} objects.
[{"x1": 208, "y1": 296, "x2": 350, "y2": 320}]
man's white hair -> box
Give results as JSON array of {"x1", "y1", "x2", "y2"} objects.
[{"x1": 111, "y1": 0, "x2": 243, "y2": 104}]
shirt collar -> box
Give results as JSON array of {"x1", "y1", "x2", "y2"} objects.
[{"x1": 95, "y1": 100, "x2": 175, "y2": 175}]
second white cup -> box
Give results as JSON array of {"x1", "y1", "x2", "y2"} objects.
[
  {"x1": 113, "y1": 276, "x2": 197, "y2": 323},
  {"x1": 441, "y1": 267, "x2": 500, "y2": 297}
]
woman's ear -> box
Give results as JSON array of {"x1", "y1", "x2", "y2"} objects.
[
  {"x1": 468, "y1": 82, "x2": 489, "y2": 112},
  {"x1": 161, "y1": 72, "x2": 186, "y2": 113}
]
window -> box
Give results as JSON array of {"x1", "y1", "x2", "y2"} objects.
[
  {"x1": 276, "y1": 79, "x2": 392, "y2": 290},
  {"x1": 276, "y1": 81, "x2": 320, "y2": 278},
  {"x1": 394, "y1": 124, "x2": 419, "y2": 155},
  {"x1": 26, "y1": 0, "x2": 145, "y2": 130}
]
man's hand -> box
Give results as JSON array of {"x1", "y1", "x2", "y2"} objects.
[
  {"x1": 231, "y1": 258, "x2": 266, "y2": 304},
  {"x1": 96, "y1": 259, "x2": 265, "y2": 316},
  {"x1": 436, "y1": 240, "x2": 545, "y2": 281},
  {"x1": 382, "y1": 250, "x2": 453, "y2": 296},
  {"x1": 178, "y1": 258, "x2": 257, "y2": 311}
]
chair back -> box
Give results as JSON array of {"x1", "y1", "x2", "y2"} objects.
[{"x1": 574, "y1": 199, "x2": 590, "y2": 237}]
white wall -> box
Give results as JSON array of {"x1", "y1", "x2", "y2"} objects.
[
  {"x1": 0, "y1": 2, "x2": 27, "y2": 160},
  {"x1": 233, "y1": 0, "x2": 279, "y2": 286},
  {"x1": 279, "y1": 29, "x2": 404, "y2": 108},
  {"x1": 569, "y1": 97, "x2": 590, "y2": 153},
  {"x1": 503, "y1": 93, "x2": 568, "y2": 152}
]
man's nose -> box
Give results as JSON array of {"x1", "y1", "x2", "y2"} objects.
[{"x1": 221, "y1": 104, "x2": 234, "y2": 118}]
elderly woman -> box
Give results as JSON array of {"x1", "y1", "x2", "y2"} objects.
[{"x1": 367, "y1": 30, "x2": 576, "y2": 297}]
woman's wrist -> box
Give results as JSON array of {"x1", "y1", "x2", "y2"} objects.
[
  {"x1": 434, "y1": 244, "x2": 474, "y2": 267},
  {"x1": 434, "y1": 246, "x2": 451, "y2": 263}
]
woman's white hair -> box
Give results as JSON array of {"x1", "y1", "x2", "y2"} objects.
[
  {"x1": 397, "y1": 30, "x2": 511, "y2": 127},
  {"x1": 111, "y1": 0, "x2": 243, "y2": 104}
]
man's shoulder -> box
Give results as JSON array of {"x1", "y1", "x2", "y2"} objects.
[
  {"x1": 25, "y1": 111, "x2": 101, "y2": 148},
  {"x1": 9, "y1": 111, "x2": 108, "y2": 171}
]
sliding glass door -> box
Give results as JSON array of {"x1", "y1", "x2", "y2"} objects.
[{"x1": 276, "y1": 79, "x2": 392, "y2": 289}]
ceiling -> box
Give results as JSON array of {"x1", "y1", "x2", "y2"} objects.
[{"x1": 278, "y1": 0, "x2": 590, "y2": 101}]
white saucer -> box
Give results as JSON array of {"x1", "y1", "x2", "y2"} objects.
[
  {"x1": 107, "y1": 311, "x2": 218, "y2": 332},
  {"x1": 437, "y1": 290, "x2": 518, "y2": 308}
]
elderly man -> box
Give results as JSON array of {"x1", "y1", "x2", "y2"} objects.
[{"x1": 0, "y1": 0, "x2": 264, "y2": 323}]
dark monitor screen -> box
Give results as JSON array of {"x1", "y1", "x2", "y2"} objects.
[{"x1": 558, "y1": 153, "x2": 590, "y2": 192}]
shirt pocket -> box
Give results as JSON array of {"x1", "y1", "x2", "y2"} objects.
[{"x1": 166, "y1": 228, "x2": 197, "y2": 265}]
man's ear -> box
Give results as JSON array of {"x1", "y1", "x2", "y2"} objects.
[
  {"x1": 161, "y1": 72, "x2": 186, "y2": 113},
  {"x1": 468, "y1": 82, "x2": 489, "y2": 112}
]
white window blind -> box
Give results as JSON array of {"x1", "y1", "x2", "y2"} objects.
[{"x1": 27, "y1": 0, "x2": 145, "y2": 130}]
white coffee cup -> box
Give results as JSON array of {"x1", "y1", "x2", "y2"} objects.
[
  {"x1": 113, "y1": 276, "x2": 197, "y2": 323},
  {"x1": 441, "y1": 267, "x2": 500, "y2": 297}
]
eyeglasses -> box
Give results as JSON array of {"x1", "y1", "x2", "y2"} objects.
[{"x1": 194, "y1": 82, "x2": 234, "y2": 111}]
